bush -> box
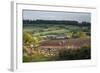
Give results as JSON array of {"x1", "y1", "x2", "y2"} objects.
[
  {"x1": 72, "y1": 31, "x2": 87, "y2": 38},
  {"x1": 57, "y1": 48, "x2": 91, "y2": 60}
]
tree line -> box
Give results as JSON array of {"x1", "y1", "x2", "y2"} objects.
[{"x1": 23, "y1": 20, "x2": 90, "y2": 26}]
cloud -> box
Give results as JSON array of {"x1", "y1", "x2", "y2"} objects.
[{"x1": 23, "y1": 10, "x2": 91, "y2": 22}]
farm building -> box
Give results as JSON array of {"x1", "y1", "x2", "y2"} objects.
[{"x1": 41, "y1": 34, "x2": 67, "y2": 39}]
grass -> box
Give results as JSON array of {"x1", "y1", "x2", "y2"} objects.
[
  {"x1": 23, "y1": 24, "x2": 89, "y2": 36},
  {"x1": 23, "y1": 55, "x2": 56, "y2": 62}
]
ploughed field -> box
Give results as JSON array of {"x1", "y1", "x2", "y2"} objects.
[{"x1": 40, "y1": 38, "x2": 90, "y2": 49}]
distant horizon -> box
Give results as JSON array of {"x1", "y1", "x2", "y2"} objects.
[
  {"x1": 23, "y1": 10, "x2": 91, "y2": 23},
  {"x1": 23, "y1": 19, "x2": 91, "y2": 23}
]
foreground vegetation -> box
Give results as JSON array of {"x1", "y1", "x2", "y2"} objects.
[{"x1": 23, "y1": 47, "x2": 91, "y2": 62}]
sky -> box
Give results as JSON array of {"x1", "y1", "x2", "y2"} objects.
[{"x1": 23, "y1": 10, "x2": 91, "y2": 23}]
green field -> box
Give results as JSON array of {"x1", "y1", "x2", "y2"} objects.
[{"x1": 23, "y1": 24, "x2": 90, "y2": 37}]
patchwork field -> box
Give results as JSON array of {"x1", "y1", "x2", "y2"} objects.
[{"x1": 23, "y1": 22, "x2": 91, "y2": 62}]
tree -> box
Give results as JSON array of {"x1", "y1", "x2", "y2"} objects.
[
  {"x1": 77, "y1": 32, "x2": 87, "y2": 38},
  {"x1": 32, "y1": 32, "x2": 41, "y2": 53},
  {"x1": 23, "y1": 32, "x2": 33, "y2": 45},
  {"x1": 23, "y1": 32, "x2": 34, "y2": 57},
  {"x1": 23, "y1": 32, "x2": 42, "y2": 58},
  {"x1": 72, "y1": 31, "x2": 87, "y2": 38}
]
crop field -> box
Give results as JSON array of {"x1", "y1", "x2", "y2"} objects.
[{"x1": 23, "y1": 24, "x2": 90, "y2": 36}]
